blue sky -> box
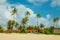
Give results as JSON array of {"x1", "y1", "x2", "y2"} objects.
[
  {"x1": 0, "y1": 0, "x2": 60, "y2": 29},
  {"x1": 7, "y1": 0, "x2": 60, "y2": 18}
]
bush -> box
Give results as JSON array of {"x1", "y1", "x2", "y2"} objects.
[
  {"x1": 21, "y1": 29, "x2": 27, "y2": 33},
  {"x1": 38, "y1": 30, "x2": 42, "y2": 33},
  {"x1": 44, "y1": 29, "x2": 51, "y2": 34},
  {"x1": 0, "y1": 29, "x2": 4, "y2": 33},
  {"x1": 44, "y1": 28, "x2": 54, "y2": 34},
  {"x1": 0, "y1": 26, "x2": 4, "y2": 33},
  {"x1": 44, "y1": 30, "x2": 50, "y2": 34}
]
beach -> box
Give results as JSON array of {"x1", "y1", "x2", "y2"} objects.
[{"x1": 0, "y1": 33, "x2": 60, "y2": 40}]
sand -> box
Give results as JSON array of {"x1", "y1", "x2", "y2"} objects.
[{"x1": 0, "y1": 33, "x2": 60, "y2": 40}]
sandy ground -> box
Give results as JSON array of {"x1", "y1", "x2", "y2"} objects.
[{"x1": 0, "y1": 33, "x2": 60, "y2": 40}]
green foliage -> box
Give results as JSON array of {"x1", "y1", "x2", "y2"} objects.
[
  {"x1": 44, "y1": 27, "x2": 54, "y2": 34},
  {"x1": 7, "y1": 20, "x2": 19, "y2": 30},
  {"x1": 40, "y1": 24, "x2": 44, "y2": 28},
  {"x1": 38, "y1": 29, "x2": 42, "y2": 33},
  {"x1": 21, "y1": 29, "x2": 27, "y2": 33},
  {"x1": 53, "y1": 17, "x2": 59, "y2": 28},
  {"x1": 0, "y1": 29, "x2": 4, "y2": 33},
  {"x1": 0, "y1": 26, "x2": 4, "y2": 33},
  {"x1": 36, "y1": 14, "x2": 41, "y2": 18},
  {"x1": 2, "y1": 7, "x2": 60, "y2": 34},
  {"x1": 27, "y1": 26, "x2": 34, "y2": 30},
  {"x1": 18, "y1": 25, "x2": 22, "y2": 30},
  {"x1": 49, "y1": 26, "x2": 54, "y2": 33},
  {"x1": 44, "y1": 29, "x2": 51, "y2": 34},
  {"x1": 11, "y1": 8, "x2": 17, "y2": 15},
  {"x1": 53, "y1": 17, "x2": 59, "y2": 22},
  {"x1": 26, "y1": 11, "x2": 31, "y2": 16},
  {"x1": 22, "y1": 17, "x2": 28, "y2": 25}
]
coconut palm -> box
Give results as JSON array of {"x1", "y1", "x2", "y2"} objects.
[
  {"x1": 11, "y1": 8, "x2": 17, "y2": 16},
  {"x1": 18, "y1": 25, "x2": 22, "y2": 30},
  {"x1": 21, "y1": 17, "x2": 28, "y2": 33},
  {"x1": 27, "y1": 26, "x2": 34, "y2": 30},
  {"x1": 38, "y1": 24, "x2": 44, "y2": 33},
  {"x1": 40, "y1": 24, "x2": 44, "y2": 28},
  {"x1": 7, "y1": 20, "x2": 19, "y2": 30},
  {"x1": 36, "y1": 14, "x2": 41, "y2": 27},
  {"x1": 25, "y1": 11, "x2": 31, "y2": 26},
  {"x1": 22, "y1": 17, "x2": 28, "y2": 29},
  {"x1": 11, "y1": 8, "x2": 18, "y2": 27},
  {"x1": 25, "y1": 11, "x2": 30, "y2": 17},
  {"x1": 49, "y1": 26, "x2": 54, "y2": 33},
  {"x1": 0, "y1": 25, "x2": 4, "y2": 33},
  {"x1": 40, "y1": 23, "x2": 44, "y2": 31},
  {"x1": 21, "y1": 11, "x2": 30, "y2": 29},
  {"x1": 53, "y1": 17, "x2": 59, "y2": 27}
]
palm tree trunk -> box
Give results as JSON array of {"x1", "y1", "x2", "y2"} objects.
[
  {"x1": 56, "y1": 23, "x2": 57, "y2": 28},
  {"x1": 22, "y1": 24, "x2": 25, "y2": 29},
  {"x1": 37, "y1": 18, "x2": 38, "y2": 27}
]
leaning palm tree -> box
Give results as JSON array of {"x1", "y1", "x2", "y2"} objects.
[
  {"x1": 11, "y1": 8, "x2": 17, "y2": 16},
  {"x1": 11, "y1": 8, "x2": 18, "y2": 30},
  {"x1": 25, "y1": 11, "x2": 31, "y2": 26},
  {"x1": 22, "y1": 17, "x2": 28, "y2": 29},
  {"x1": 21, "y1": 17, "x2": 28, "y2": 33},
  {"x1": 11, "y1": 8, "x2": 17, "y2": 26},
  {"x1": 53, "y1": 17, "x2": 59, "y2": 27},
  {"x1": 36, "y1": 14, "x2": 41, "y2": 27},
  {"x1": 7, "y1": 20, "x2": 14, "y2": 30},
  {"x1": 25, "y1": 11, "x2": 31, "y2": 17},
  {"x1": 7, "y1": 20, "x2": 19, "y2": 30},
  {"x1": 40, "y1": 24, "x2": 44, "y2": 28}
]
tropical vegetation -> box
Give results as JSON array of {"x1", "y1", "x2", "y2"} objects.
[{"x1": 0, "y1": 8, "x2": 60, "y2": 35}]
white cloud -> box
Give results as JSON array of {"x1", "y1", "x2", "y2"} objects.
[
  {"x1": 0, "y1": 0, "x2": 59, "y2": 29},
  {"x1": 39, "y1": 17, "x2": 51, "y2": 28},
  {"x1": 0, "y1": 4, "x2": 52, "y2": 29},
  {"x1": 0, "y1": 0, "x2": 7, "y2": 4},
  {"x1": 51, "y1": 0, "x2": 60, "y2": 7},
  {"x1": 28, "y1": 0, "x2": 48, "y2": 6},
  {"x1": 46, "y1": 14, "x2": 51, "y2": 19},
  {"x1": 57, "y1": 20, "x2": 60, "y2": 28},
  {"x1": 28, "y1": 0, "x2": 48, "y2": 3}
]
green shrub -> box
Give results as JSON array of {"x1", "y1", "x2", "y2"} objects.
[
  {"x1": 21, "y1": 29, "x2": 27, "y2": 33},
  {"x1": 44, "y1": 29, "x2": 51, "y2": 34},
  {"x1": 45, "y1": 30, "x2": 49, "y2": 34},
  {"x1": 38, "y1": 30, "x2": 42, "y2": 33},
  {"x1": 0, "y1": 29, "x2": 4, "y2": 33}
]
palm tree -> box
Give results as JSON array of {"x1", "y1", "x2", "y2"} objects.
[
  {"x1": 50, "y1": 26, "x2": 54, "y2": 33},
  {"x1": 11, "y1": 8, "x2": 17, "y2": 16},
  {"x1": 40, "y1": 23, "x2": 44, "y2": 31},
  {"x1": 11, "y1": 8, "x2": 18, "y2": 28},
  {"x1": 53, "y1": 17, "x2": 59, "y2": 27},
  {"x1": 22, "y1": 17, "x2": 28, "y2": 29},
  {"x1": 7, "y1": 20, "x2": 19, "y2": 30},
  {"x1": 36, "y1": 14, "x2": 41, "y2": 27},
  {"x1": 0, "y1": 25, "x2": 4, "y2": 33},
  {"x1": 25, "y1": 11, "x2": 31, "y2": 26},
  {"x1": 38, "y1": 24, "x2": 44, "y2": 33},
  {"x1": 18, "y1": 25, "x2": 22, "y2": 30},
  {"x1": 26, "y1": 11, "x2": 30, "y2": 17},
  {"x1": 27, "y1": 26, "x2": 34, "y2": 30},
  {"x1": 21, "y1": 11, "x2": 30, "y2": 29},
  {"x1": 40, "y1": 24, "x2": 44, "y2": 28},
  {"x1": 7, "y1": 20, "x2": 14, "y2": 30},
  {"x1": 21, "y1": 17, "x2": 28, "y2": 33}
]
